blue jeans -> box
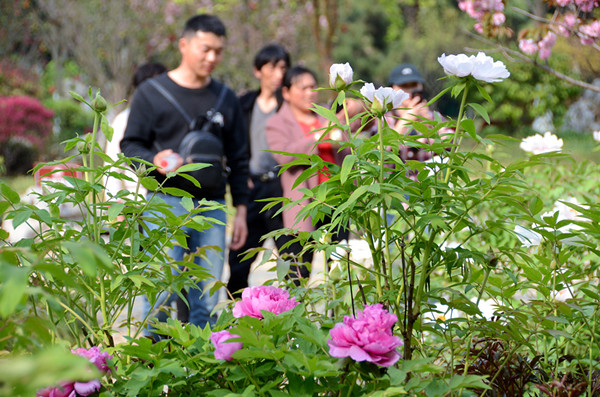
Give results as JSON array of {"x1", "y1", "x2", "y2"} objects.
[{"x1": 142, "y1": 192, "x2": 226, "y2": 335}]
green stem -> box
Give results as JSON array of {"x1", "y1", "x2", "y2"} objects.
[
  {"x1": 412, "y1": 230, "x2": 438, "y2": 319},
  {"x1": 444, "y1": 82, "x2": 470, "y2": 184},
  {"x1": 89, "y1": 111, "x2": 101, "y2": 242},
  {"x1": 375, "y1": 116, "x2": 390, "y2": 298}
]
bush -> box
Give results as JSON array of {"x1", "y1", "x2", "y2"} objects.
[
  {"x1": 44, "y1": 98, "x2": 94, "y2": 142},
  {"x1": 0, "y1": 96, "x2": 53, "y2": 175}
]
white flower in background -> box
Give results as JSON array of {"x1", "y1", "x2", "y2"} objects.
[
  {"x1": 514, "y1": 197, "x2": 587, "y2": 248},
  {"x1": 437, "y1": 52, "x2": 510, "y2": 83},
  {"x1": 593, "y1": 130, "x2": 600, "y2": 142},
  {"x1": 329, "y1": 62, "x2": 353, "y2": 89},
  {"x1": 471, "y1": 297, "x2": 497, "y2": 320},
  {"x1": 553, "y1": 288, "x2": 575, "y2": 302},
  {"x1": 424, "y1": 155, "x2": 449, "y2": 176},
  {"x1": 514, "y1": 225, "x2": 542, "y2": 247},
  {"x1": 519, "y1": 131, "x2": 563, "y2": 154},
  {"x1": 544, "y1": 197, "x2": 586, "y2": 224},
  {"x1": 360, "y1": 83, "x2": 410, "y2": 112}
]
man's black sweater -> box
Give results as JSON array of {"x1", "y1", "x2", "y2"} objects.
[{"x1": 120, "y1": 73, "x2": 249, "y2": 206}]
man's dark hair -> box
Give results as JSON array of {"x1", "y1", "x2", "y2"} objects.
[
  {"x1": 282, "y1": 65, "x2": 316, "y2": 89},
  {"x1": 253, "y1": 44, "x2": 290, "y2": 70},
  {"x1": 182, "y1": 14, "x2": 226, "y2": 38}
]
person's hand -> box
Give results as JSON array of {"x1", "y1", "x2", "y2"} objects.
[
  {"x1": 154, "y1": 149, "x2": 184, "y2": 175},
  {"x1": 393, "y1": 96, "x2": 431, "y2": 134},
  {"x1": 230, "y1": 204, "x2": 248, "y2": 251}
]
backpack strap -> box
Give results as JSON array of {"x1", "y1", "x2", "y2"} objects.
[
  {"x1": 148, "y1": 78, "x2": 193, "y2": 125},
  {"x1": 212, "y1": 81, "x2": 228, "y2": 113}
]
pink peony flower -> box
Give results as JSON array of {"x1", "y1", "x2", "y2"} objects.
[
  {"x1": 37, "y1": 346, "x2": 111, "y2": 397},
  {"x1": 328, "y1": 304, "x2": 403, "y2": 367},
  {"x1": 73, "y1": 380, "x2": 101, "y2": 396},
  {"x1": 36, "y1": 381, "x2": 75, "y2": 397},
  {"x1": 556, "y1": 0, "x2": 573, "y2": 5},
  {"x1": 232, "y1": 286, "x2": 299, "y2": 319},
  {"x1": 211, "y1": 330, "x2": 243, "y2": 361},
  {"x1": 71, "y1": 346, "x2": 112, "y2": 374}
]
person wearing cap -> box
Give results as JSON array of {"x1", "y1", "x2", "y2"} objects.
[
  {"x1": 387, "y1": 63, "x2": 453, "y2": 176},
  {"x1": 387, "y1": 63, "x2": 431, "y2": 137}
]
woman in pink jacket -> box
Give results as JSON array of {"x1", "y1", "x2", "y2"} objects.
[{"x1": 266, "y1": 65, "x2": 349, "y2": 279}]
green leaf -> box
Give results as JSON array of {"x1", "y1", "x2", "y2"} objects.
[
  {"x1": 108, "y1": 202, "x2": 126, "y2": 221},
  {"x1": 160, "y1": 187, "x2": 193, "y2": 197},
  {"x1": 276, "y1": 257, "x2": 290, "y2": 282},
  {"x1": 101, "y1": 116, "x2": 113, "y2": 142},
  {"x1": 177, "y1": 163, "x2": 210, "y2": 173},
  {"x1": 468, "y1": 103, "x2": 490, "y2": 124},
  {"x1": 140, "y1": 177, "x2": 159, "y2": 191},
  {"x1": 0, "y1": 265, "x2": 29, "y2": 317},
  {"x1": 340, "y1": 154, "x2": 356, "y2": 184},
  {"x1": 0, "y1": 183, "x2": 20, "y2": 204},
  {"x1": 69, "y1": 90, "x2": 86, "y2": 103},
  {"x1": 62, "y1": 241, "x2": 98, "y2": 276},
  {"x1": 181, "y1": 196, "x2": 194, "y2": 211},
  {"x1": 460, "y1": 118, "x2": 476, "y2": 139},
  {"x1": 12, "y1": 208, "x2": 33, "y2": 228},
  {"x1": 476, "y1": 83, "x2": 493, "y2": 103},
  {"x1": 426, "y1": 86, "x2": 453, "y2": 106}
]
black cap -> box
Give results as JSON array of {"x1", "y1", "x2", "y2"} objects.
[{"x1": 388, "y1": 63, "x2": 425, "y2": 86}]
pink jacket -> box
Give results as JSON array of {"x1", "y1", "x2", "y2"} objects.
[{"x1": 266, "y1": 102, "x2": 346, "y2": 232}]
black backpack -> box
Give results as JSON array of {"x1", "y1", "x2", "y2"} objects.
[{"x1": 149, "y1": 79, "x2": 230, "y2": 192}]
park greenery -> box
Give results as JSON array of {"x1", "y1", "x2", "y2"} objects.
[{"x1": 1, "y1": 0, "x2": 600, "y2": 396}]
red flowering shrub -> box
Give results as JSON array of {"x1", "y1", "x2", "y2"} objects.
[
  {"x1": 0, "y1": 95, "x2": 54, "y2": 148},
  {"x1": 0, "y1": 96, "x2": 54, "y2": 175}
]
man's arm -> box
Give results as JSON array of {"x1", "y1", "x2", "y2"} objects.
[{"x1": 230, "y1": 204, "x2": 248, "y2": 251}]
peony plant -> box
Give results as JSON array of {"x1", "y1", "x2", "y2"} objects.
[
  {"x1": 328, "y1": 304, "x2": 403, "y2": 367},
  {"x1": 36, "y1": 347, "x2": 112, "y2": 397},
  {"x1": 232, "y1": 285, "x2": 299, "y2": 318}
]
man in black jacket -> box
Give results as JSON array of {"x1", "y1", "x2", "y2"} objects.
[
  {"x1": 121, "y1": 14, "x2": 249, "y2": 332},
  {"x1": 226, "y1": 44, "x2": 290, "y2": 297}
]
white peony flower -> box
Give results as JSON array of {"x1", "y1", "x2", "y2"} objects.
[
  {"x1": 593, "y1": 130, "x2": 600, "y2": 142},
  {"x1": 360, "y1": 83, "x2": 409, "y2": 111},
  {"x1": 514, "y1": 225, "x2": 542, "y2": 247},
  {"x1": 437, "y1": 52, "x2": 510, "y2": 83},
  {"x1": 329, "y1": 62, "x2": 353, "y2": 89},
  {"x1": 519, "y1": 131, "x2": 563, "y2": 154}
]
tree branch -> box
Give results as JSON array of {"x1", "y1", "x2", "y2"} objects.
[{"x1": 465, "y1": 32, "x2": 600, "y2": 93}]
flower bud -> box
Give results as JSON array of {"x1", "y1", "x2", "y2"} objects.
[
  {"x1": 76, "y1": 140, "x2": 90, "y2": 154},
  {"x1": 329, "y1": 63, "x2": 353, "y2": 90},
  {"x1": 91, "y1": 92, "x2": 108, "y2": 113}
]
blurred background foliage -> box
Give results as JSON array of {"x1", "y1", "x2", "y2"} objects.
[{"x1": 0, "y1": 0, "x2": 599, "y2": 177}]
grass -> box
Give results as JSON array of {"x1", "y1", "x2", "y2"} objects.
[
  {"x1": 0, "y1": 175, "x2": 35, "y2": 196},
  {"x1": 466, "y1": 129, "x2": 600, "y2": 164}
]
